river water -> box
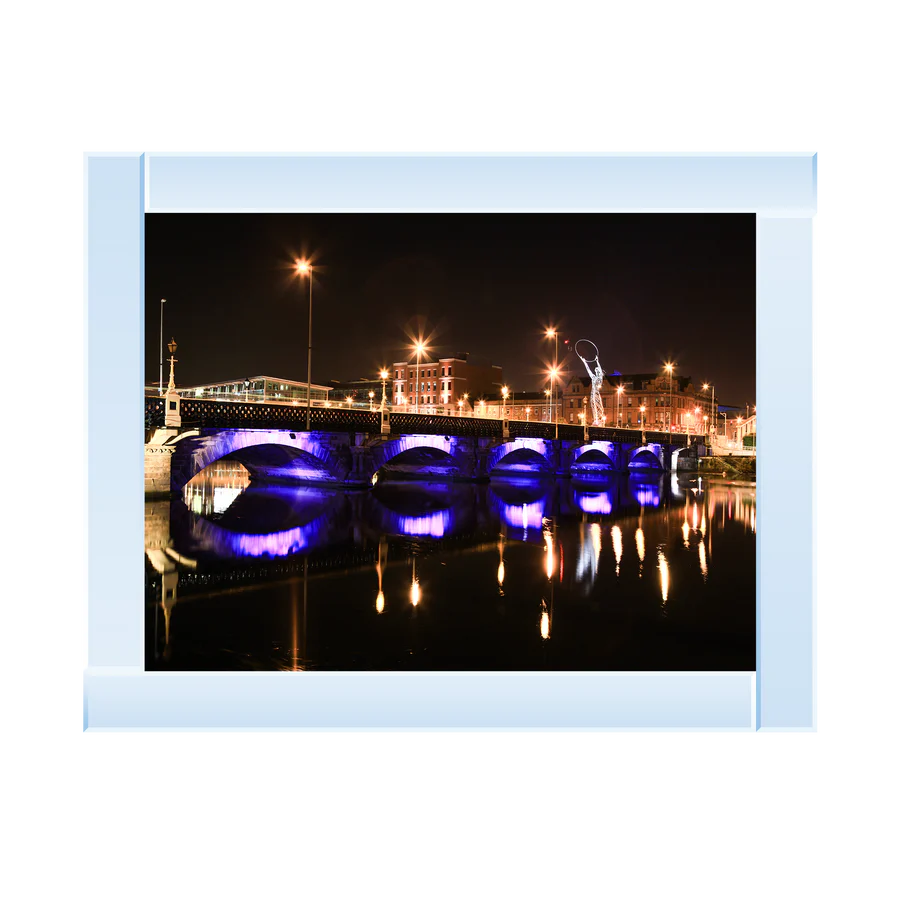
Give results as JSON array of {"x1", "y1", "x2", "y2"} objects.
[{"x1": 146, "y1": 463, "x2": 756, "y2": 671}]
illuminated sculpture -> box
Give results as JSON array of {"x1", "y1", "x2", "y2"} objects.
[{"x1": 575, "y1": 339, "x2": 605, "y2": 426}]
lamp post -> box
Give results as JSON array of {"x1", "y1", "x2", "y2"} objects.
[
  {"x1": 544, "y1": 388, "x2": 552, "y2": 424},
  {"x1": 526, "y1": 407, "x2": 531, "y2": 422},
  {"x1": 368, "y1": 390, "x2": 375, "y2": 411},
  {"x1": 501, "y1": 385, "x2": 509, "y2": 419},
  {"x1": 616, "y1": 383, "x2": 624, "y2": 428},
  {"x1": 379, "y1": 369, "x2": 389, "y2": 411},
  {"x1": 158, "y1": 298, "x2": 166, "y2": 395},
  {"x1": 548, "y1": 366, "x2": 560, "y2": 439},
  {"x1": 664, "y1": 362, "x2": 675, "y2": 435},
  {"x1": 294, "y1": 261, "x2": 314, "y2": 430},
  {"x1": 639, "y1": 404, "x2": 646, "y2": 437},
  {"x1": 414, "y1": 341, "x2": 427, "y2": 414},
  {"x1": 545, "y1": 329, "x2": 559, "y2": 434}
]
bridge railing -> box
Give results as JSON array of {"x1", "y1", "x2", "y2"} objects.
[
  {"x1": 146, "y1": 396, "x2": 380, "y2": 432},
  {"x1": 145, "y1": 396, "x2": 691, "y2": 446}
]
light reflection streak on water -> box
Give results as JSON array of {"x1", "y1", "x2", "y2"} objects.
[
  {"x1": 395, "y1": 510, "x2": 451, "y2": 538},
  {"x1": 540, "y1": 599, "x2": 550, "y2": 640},
  {"x1": 636, "y1": 487, "x2": 660, "y2": 507},
  {"x1": 611, "y1": 525, "x2": 623, "y2": 575},
  {"x1": 575, "y1": 524, "x2": 601, "y2": 588},
  {"x1": 229, "y1": 528, "x2": 309, "y2": 557},
  {"x1": 698, "y1": 540, "x2": 708, "y2": 580},
  {"x1": 692, "y1": 503, "x2": 699, "y2": 532},
  {"x1": 658, "y1": 549, "x2": 669, "y2": 605},
  {"x1": 635, "y1": 527, "x2": 645, "y2": 563},
  {"x1": 501, "y1": 500, "x2": 545, "y2": 532},
  {"x1": 544, "y1": 528, "x2": 555, "y2": 580},
  {"x1": 576, "y1": 492, "x2": 612, "y2": 515},
  {"x1": 591, "y1": 523, "x2": 601, "y2": 564}
]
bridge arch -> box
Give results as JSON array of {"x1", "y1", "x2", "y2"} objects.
[
  {"x1": 487, "y1": 438, "x2": 553, "y2": 475},
  {"x1": 628, "y1": 443, "x2": 664, "y2": 470},
  {"x1": 171, "y1": 429, "x2": 351, "y2": 491},
  {"x1": 370, "y1": 434, "x2": 463, "y2": 480},
  {"x1": 571, "y1": 441, "x2": 617, "y2": 472}
]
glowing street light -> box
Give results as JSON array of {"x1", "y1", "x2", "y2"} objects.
[
  {"x1": 545, "y1": 328, "x2": 560, "y2": 436},
  {"x1": 639, "y1": 404, "x2": 646, "y2": 435},
  {"x1": 616, "y1": 383, "x2": 624, "y2": 427},
  {"x1": 413, "y1": 340, "x2": 427, "y2": 414},
  {"x1": 525, "y1": 406, "x2": 531, "y2": 422},
  {"x1": 664, "y1": 362, "x2": 675, "y2": 435},
  {"x1": 379, "y1": 369, "x2": 389, "y2": 411},
  {"x1": 368, "y1": 390, "x2": 375, "y2": 411},
  {"x1": 294, "y1": 260, "x2": 315, "y2": 430}
]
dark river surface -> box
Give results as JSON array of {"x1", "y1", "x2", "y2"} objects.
[{"x1": 145, "y1": 463, "x2": 756, "y2": 671}]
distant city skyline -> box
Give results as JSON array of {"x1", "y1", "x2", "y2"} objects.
[{"x1": 145, "y1": 213, "x2": 756, "y2": 407}]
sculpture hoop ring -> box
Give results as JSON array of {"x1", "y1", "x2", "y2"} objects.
[{"x1": 574, "y1": 339, "x2": 600, "y2": 364}]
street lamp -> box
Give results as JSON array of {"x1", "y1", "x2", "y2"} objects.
[
  {"x1": 548, "y1": 366, "x2": 560, "y2": 439},
  {"x1": 158, "y1": 298, "x2": 166, "y2": 395},
  {"x1": 501, "y1": 385, "x2": 509, "y2": 419},
  {"x1": 639, "y1": 404, "x2": 646, "y2": 436},
  {"x1": 545, "y1": 328, "x2": 559, "y2": 433},
  {"x1": 368, "y1": 390, "x2": 375, "y2": 411},
  {"x1": 413, "y1": 340, "x2": 427, "y2": 413},
  {"x1": 664, "y1": 362, "x2": 675, "y2": 435},
  {"x1": 525, "y1": 406, "x2": 531, "y2": 422},
  {"x1": 544, "y1": 388, "x2": 552, "y2": 423},
  {"x1": 294, "y1": 260, "x2": 314, "y2": 430},
  {"x1": 379, "y1": 369, "x2": 389, "y2": 411},
  {"x1": 616, "y1": 383, "x2": 624, "y2": 427}
]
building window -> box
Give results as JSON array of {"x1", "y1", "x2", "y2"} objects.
[{"x1": 448, "y1": 366, "x2": 452, "y2": 376}]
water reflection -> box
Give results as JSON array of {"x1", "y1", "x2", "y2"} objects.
[{"x1": 147, "y1": 464, "x2": 756, "y2": 671}]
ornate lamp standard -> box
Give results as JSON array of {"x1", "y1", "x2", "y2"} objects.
[
  {"x1": 379, "y1": 369, "x2": 389, "y2": 410},
  {"x1": 501, "y1": 385, "x2": 509, "y2": 419},
  {"x1": 368, "y1": 391, "x2": 375, "y2": 411},
  {"x1": 639, "y1": 404, "x2": 646, "y2": 437},
  {"x1": 616, "y1": 383, "x2": 624, "y2": 427}
]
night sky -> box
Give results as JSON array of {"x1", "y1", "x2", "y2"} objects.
[{"x1": 145, "y1": 213, "x2": 755, "y2": 406}]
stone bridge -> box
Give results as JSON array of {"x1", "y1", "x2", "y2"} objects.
[{"x1": 145, "y1": 396, "x2": 692, "y2": 495}]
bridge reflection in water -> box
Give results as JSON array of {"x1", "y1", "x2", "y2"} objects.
[{"x1": 146, "y1": 462, "x2": 756, "y2": 672}]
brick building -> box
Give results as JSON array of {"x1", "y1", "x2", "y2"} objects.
[{"x1": 391, "y1": 353, "x2": 502, "y2": 412}]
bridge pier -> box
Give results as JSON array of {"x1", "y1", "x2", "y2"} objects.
[{"x1": 145, "y1": 427, "x2": 179, "y2": 497}]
